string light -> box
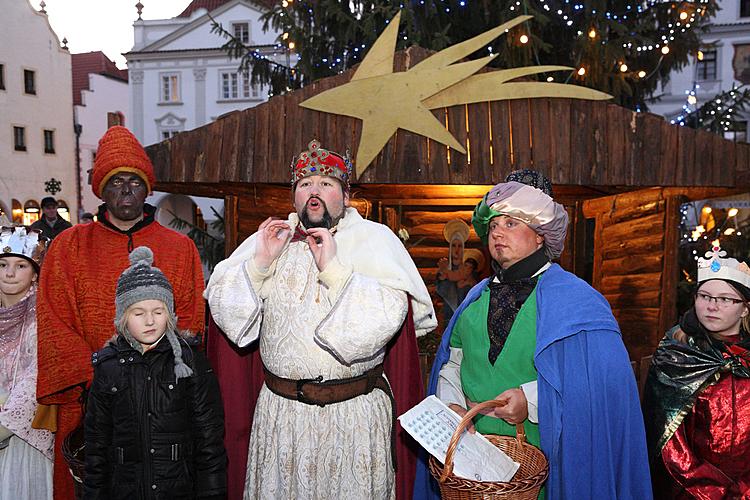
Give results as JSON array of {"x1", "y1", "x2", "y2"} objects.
[{"x1": 262, "y1": 0, "x2": 713, "y2": 96}]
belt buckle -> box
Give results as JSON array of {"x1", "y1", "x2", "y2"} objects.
[{"x1": 296, "y1": 375, "x2": 324, "y2": 406}]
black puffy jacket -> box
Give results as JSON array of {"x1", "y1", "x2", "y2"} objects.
[{"x1": 83, "y1": 334, "x2": 226, "y2": 499}]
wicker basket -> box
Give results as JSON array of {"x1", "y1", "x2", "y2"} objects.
[
  {"x1": 61, "y1": 424, "x2": 85, "y2": 500},
  {"x1": 428, "y1": 400, "x2": 548, "y2": 500}
]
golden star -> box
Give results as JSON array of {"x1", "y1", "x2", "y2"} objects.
[{"x1": 300, "y1": 13, "x2": 611, "y2": 177}]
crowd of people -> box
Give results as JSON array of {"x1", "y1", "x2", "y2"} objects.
[{"x1": 0, "y1": 125, "x2": 748, "y2": 500}]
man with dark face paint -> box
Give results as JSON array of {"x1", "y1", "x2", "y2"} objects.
[
  {"x1": 206, "y1": 140, "x2": 436, "y2": 500},
  {"x1": 35, "y1": 126, "x2": 208, "y2": 500}
]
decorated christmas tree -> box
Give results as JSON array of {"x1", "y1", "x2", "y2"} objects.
[{"x1": 213, "y1": 0, "x2": 717, "y2": 111}]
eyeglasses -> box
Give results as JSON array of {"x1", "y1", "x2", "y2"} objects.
[{"x1": 696, "y1": 292, "x2": 746, "y2": 307}]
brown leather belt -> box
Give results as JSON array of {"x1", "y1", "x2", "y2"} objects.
[
  {"x1": 262, "y1": 363, "x2": 389, "y2": 407},
  {"x1": 262, "y1": 363, "x2": 398, "y2": 470}
]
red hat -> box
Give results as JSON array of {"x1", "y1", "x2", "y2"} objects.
[{"x1": 91, "y1": 126, "x2": 155, "y2": 198}]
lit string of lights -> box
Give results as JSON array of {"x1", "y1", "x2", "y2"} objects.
[{"x1": 265, "y1": 0, "x2": 712, "y2": 95}]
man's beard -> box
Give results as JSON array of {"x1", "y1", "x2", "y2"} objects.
[{"x1": 299, "y1": 197, "x2": 343, "y2": 229}]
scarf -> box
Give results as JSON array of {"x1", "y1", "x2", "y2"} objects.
[
  {"x1": 487, "y1": 248, "x2": 548, "y2": 364},
  {"x1": 0, "y1": 288, "x2": 35, "y2": 385}
]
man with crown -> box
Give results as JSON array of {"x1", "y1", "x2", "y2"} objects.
[
  {"x1": 643, "y1": 245, "x2": 750, "y2": 499},
  {"x1": 205, "y1": 140, "x2": 436, "y2": 499},
  {"x1": 36, "y1": 126, "x2": 205, "y2": 500},
  {"x1": 415, "y1": 171, "x2": 652, "y2": 500}
]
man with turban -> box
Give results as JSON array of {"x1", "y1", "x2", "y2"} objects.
[
  {"x1": 414, "y1": 171, "x2": 652, "y2": 500},
  {"x1": 36, "y1": 126, "x2": 205, "y2": 499}
]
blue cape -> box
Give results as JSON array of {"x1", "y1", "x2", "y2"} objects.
[{"x1": 414, "y1": 264, "x2": 652, "y2": 500}]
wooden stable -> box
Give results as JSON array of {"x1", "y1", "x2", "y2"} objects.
[{"x1": 147, "y1": 48, "x2": 749, "y2": 373}]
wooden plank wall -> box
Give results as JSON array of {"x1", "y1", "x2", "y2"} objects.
[
  {"x1": 584, "y1": 188, "x2": 672, "y2": 362},
  {"x1": 582, "y1": 187, "x2": 741, "y2": 364},
  {"x1": 147, "y1": 47, "x2": 750, "y2": 189}
]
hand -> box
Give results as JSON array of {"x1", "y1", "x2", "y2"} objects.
[
  {"x1": 493, "y1": 388, "x2": 528, "y2": 425},
  {"x1": 448, "y1": 404, "x2": 475, "y2": 434},
  {"x1": 438, "y1": 257, "x2": 449, "y2": 272},
  {"x1": 255, "y1": 217, "x2": 291, "y2": 270},
  {"x1": 306, "y1": 227, "x2": 336, "y2": 272}
]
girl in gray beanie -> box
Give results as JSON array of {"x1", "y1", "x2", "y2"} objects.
[{"x1": 84, "y1": 246, "x2": 227, "y2": 498}]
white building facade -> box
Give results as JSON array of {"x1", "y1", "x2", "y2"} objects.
[
  {"x1": 648, "y1": 0, "x2": 750, "y2": 140},
  {"x1": 0, "y1": 0, "x2": 76, "y2": 224},
  {"x1": 125, "y1": 0, "x2": 282, "y2": 146}
]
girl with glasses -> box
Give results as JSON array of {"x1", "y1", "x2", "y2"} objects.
[{"x1": 643, "y1": 246, "x2": 750, "y2": 499}]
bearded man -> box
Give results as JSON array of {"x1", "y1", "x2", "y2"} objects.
[
  {"x1": 36, "y1": 126, "x2": 205, "y2": 499},
  {"x1": 206, "y1": 140, "x2": 436, "y2": 499},
  {"x1": 414, "y1": 173, "x2": 652, "y2": 500}
]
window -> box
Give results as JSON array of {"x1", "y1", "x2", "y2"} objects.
[
  {"x1": 220, "y1": 70, "x2": 255, "y2": 100},
  {"x1": 160, "y1": 73, "x2": 180, "y2": 102},
  {"x1": 13, "y1": 126, "x2": 26, "y2": 151},
  {"x1": 233, "y1": 22, "x2": 249, "y2": 44},
  {"x1": 696, "y1": 50, "x2": 717, "y2": 80},
  {"x1": 43, "y1": 129, "x2": 55, "y2": 154},
  {"x1": 161, "y1": 130, "x2": 179, "y2": 140},
  {"x1": 724, "y1": 121, "x2": 747, "y2": 143},
  {"x1": 107, "y1": 111, "x2": 125, "y2": 128},
  {"x1": 0, "y1": 64, "x2": 5, "y2": 90},
  {"x1": 742, "y1": 0, "x2": 750, "y2": 17},
  {"x1": 23, "y1": 69, "x2": 35, "y2": 95}
]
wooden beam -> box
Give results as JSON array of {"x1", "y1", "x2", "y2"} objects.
[
  {"x1": 599, "y1": 272, "x2": 662, "y2": 295},
  {"x1": 658, "y1": 196, "x2": 685, "y2": 338},
  {"x1": 600, "y1": 212, "x2": 665, "y2": 242},
  {"x1": 601, "y1": 254, "x2": 663, "y2": 277},
  {"x1": 404, "y1": 210, "x2": 475, "y2": 225},
  {"x1": 224, "y1": 195, "x2": 239, "y2": 256}
]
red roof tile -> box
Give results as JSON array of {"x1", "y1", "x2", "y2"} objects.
[
  {"x1": 71, "y1": 52, "x2": 128, "y2": 106},
  {"x1": 177, "y1": 0, "x2": 275, "y2": 17}
]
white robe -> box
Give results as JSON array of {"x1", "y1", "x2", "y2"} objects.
[{"x1": 206, "y1": 208, "x2": 436, "y2": 500}]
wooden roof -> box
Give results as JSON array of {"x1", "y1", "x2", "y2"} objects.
[{"x1": 146, "y1": 47, "x2": 750, "y2": 190}]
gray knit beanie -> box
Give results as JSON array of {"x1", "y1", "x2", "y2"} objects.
[{"x1": 115, "y1": 246, "x2": 193, "y2": 381}]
